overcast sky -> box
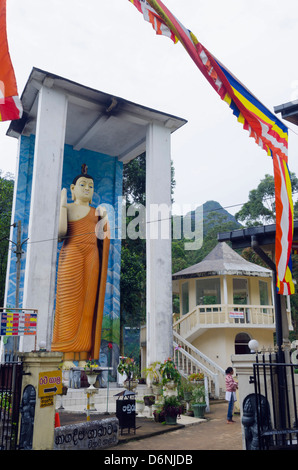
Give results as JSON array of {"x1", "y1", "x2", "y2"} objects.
[{"x1": 1, "y1": 0, "x2": 298, "y2": 216}]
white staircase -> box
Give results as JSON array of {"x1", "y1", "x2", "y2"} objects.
[{"x1": 173, "y1": 331, "x2": 226, "y2": 399}]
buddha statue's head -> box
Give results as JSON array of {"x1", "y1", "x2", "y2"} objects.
[{"x1": 71, "y1": 164, "x2": 94, "y2": 204}]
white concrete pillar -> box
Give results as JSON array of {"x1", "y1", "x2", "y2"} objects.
[
  {"x1": 223, "y1": 275, "x2": 229, "y2": 322},
  {"x1": 231, "y1": 353, "x2": 255, "y2": 450},
  {"x1": 20, "y1": 85, "x2": 68, "y2": 352},
  {"x1": 145, "y1": 122, "x2": 173, "y2": 367}
]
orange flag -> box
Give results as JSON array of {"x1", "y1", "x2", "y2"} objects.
[
  {"x1": 0, "y1": 0, "x2": 22, "y2": 121},
  {"x1": 129, "y1": 0, "x2": 295, "y2": 295}
]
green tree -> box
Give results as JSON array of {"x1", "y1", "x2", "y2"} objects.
[
  {"x1": 120, "y1": 246, "x2": 146, "y2": 326},
  {"x1": 120, "y1": 154, "x2": 147, "y2": 353},
  {"x1": 235, "y1": 173, "x2": 298, "y2": 226},
  {"x1": 0, "y1": 172, "x2": 14, "y2": 306},
  {"x1": 120, "y1": 153, "x2": 176, "y2": 332},
  {"x1": 122, "y1": 152, "x2": 176, "y2": 205},
  {"x1": 172, "y1": 239, "x2": 188, "y2": 273},
  {"x1": 236, "y1": 173, "x2": 298, "y2": 340},
  {"x1": 123, "y1": 153, "x2": 146, "y2": 206}
]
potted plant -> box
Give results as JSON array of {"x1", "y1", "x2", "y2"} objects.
[
  {"x1": 159, "y1": 358, "x2": 181, "y2": 389},
  {"x1": 142, "y1": 361, "x2": 162, "y2": 395},
  {"x1": 153, "y1": 408, "x2": 165, "y2": 423},
  {"x1": 161, "y1": 395, "x2": 183, "y2": 425},
  {"x1": 117, "y1": 356, "x2": 139, "y2": 390},
  {"x1": 136, "y1": 399, "x2": 145, "y2": 414},
  {"x1": 188, "y1": 372, "x2": 204, "y2": 383},
  {"x1": 84, "y1": 358, "x2": 100, "y2": 388},
  {"x1": 191, "y1": 384, "x2": 207, "y2": 418},
  {"x1": 84, "y1": 358, "x2": 99, "y2": 373},
  {"x1": 179, "y1": 377, "x2": 194, "y2": 402},
  {"x1": 143, "y1": 395, "x2": 155, "y2": 407}
]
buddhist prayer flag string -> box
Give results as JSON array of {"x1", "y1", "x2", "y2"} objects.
[
  {"x1": 0, "y1": 309, "x2": 37, "y2": 336},
  {"x1": 0, "y1": 0, "x2": 22, "y2": 121},
  {"x1": 129, "y1": 0, "x2": 295, "y2": 295}
]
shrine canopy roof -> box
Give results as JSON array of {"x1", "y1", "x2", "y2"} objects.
[
  {"x1": 7, "y1": 67, "x2": 187, "y2": 163},
  {"x1": 172, "y1": 241, "x2": 272, "y2": 281}
]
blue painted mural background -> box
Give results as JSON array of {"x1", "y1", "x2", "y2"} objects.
[{"x1": 5, "y1": 135, "x2": 123, "y2": 364}]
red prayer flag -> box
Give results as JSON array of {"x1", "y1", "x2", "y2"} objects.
[
  {"x1": 0, "y1": 0, "x2": 22, "y2": 121},
  {"x1": 129, "y1": 0, "x2": 295, "y2": 294}
]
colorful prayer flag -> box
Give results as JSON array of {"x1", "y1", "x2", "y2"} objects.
[
  {"x1": 0, "y1": 0, "x2": 22, "y2": 121},
  {"x1": 129, "y1": 0, "x2": 295, "y2": 294},
  {"x1": 0, "y1": 309, "x2": 37, "y2": 336}
]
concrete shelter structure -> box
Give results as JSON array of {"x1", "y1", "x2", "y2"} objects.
[
  {"x1": 4, "y1": 67, "x2": 186, "y2": 370},
  {"x1": 218, "y1": 222, "x2": 298, "y2": 360},
  {"x1": 172, "y1": 242, "x2": 288, "y2": 376}
]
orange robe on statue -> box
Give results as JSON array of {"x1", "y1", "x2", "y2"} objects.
[{"x1": 51, "y1": 207, "x2": 108, "y2": 361}]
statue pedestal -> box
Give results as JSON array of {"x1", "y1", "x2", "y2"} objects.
[{"x1": 19, "y1": 351, "x2": 63, "y2": 450}]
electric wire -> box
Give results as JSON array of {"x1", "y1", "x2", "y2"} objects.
[{"x1": 2, "y1": 190, "x2": 298, "y2": 248}]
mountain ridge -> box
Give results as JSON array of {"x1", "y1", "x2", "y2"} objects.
[{"x1": 173, "y1": 199, "x2": 241, "y2": 236}]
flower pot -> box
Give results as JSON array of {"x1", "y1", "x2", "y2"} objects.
[
  {"x1": 163, "y1": 380, "x2": 178, "y2": 395},
  {"x1": 86, "y1": 373, "x2": 98, "y2": 389},
  {"x1": 136, "y1": 401, "x2": 145, "y2": 414},
  {"x1": 165, "y1": 415, "x2": 177, "y2": 425},
  {"x1": 192, "y1": 403, "x2": 206, "y2": 418},
  {"x1": 123, "y1": 379, "x2": 138, "y2": 391},
  {"x1": 154, "y1": 410, "x2": 165, "y2": 422},
  {"x1": 152, "y1": 384, "x2": 163, "y2": 396},
  {"x1": 144, "y1": 395, "x2": 155, "y2": 407},
  {"x1": 183, "y1": 391, "x2": 192, "y2": 402},
  {"x1": 163, "y1": 380, "x2": 178, "y2": 398},
  {"x1": 164, "y1": 380, "x2": 176, "y2": 390}
]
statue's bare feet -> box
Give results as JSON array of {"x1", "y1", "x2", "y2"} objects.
[{"x1": 62, "y1": 361, "x2": 75, "y2": 370}]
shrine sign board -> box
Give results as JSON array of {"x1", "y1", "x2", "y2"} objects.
[
  {"x1": 229, "y1": 311, "x2": 244, "y2": 319},
  {"x1": 38, "y1": 370, "x2": 63, "y2": 398}
]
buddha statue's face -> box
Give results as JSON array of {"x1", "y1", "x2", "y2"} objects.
[{"x1": 71, "y1": 176, "x2": 94, "y2": 204}]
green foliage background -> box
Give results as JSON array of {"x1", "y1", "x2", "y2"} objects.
[
  {"x1": 0, "y1": 172, "x2": 14, "y2": 307},
  {"x1": 1, "y1": 165, "x2": 297, "y2": 352}
]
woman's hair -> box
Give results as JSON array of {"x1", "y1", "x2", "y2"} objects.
[
  {"x1": 72, "y1": 163, "x2": 94, "y2": 185},
  {"x1": 225, "y1": 367, "x2": 233, "y2": 375}
]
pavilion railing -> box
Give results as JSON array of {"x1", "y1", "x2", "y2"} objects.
[{"x1": 173, "y1": 304, "x2": 278, "y2": 338}]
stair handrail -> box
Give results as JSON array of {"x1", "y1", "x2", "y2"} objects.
[
  {"x1": 173, "y1": 340, "x2": 221, "y2": 399},
  {"x1": 173, "y1": 330, "x2": 225, "y2": 376},
  {"x1": 173, "y1": 340, "x2": 216, "y2": 380},
  {"x1": 173, "y1": 342, "x2": 213, "y2": 408},
  {"x1": 173, "y1": 331, "x2": 225, "y2": 399}
]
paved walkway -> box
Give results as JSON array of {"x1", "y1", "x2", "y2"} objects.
[
  {"x1": 58, "y1": 401, "x2": 244, "y2": 451},
  {"x1": 111, "y1": 402, "x2": 243, "y2": 451}
]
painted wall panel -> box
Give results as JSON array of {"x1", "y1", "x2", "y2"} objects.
[{"x1": 5, "y1": 136, "x2": 122, "y2": 371}]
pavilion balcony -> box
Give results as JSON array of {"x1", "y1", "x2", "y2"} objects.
[{"x1": 173, "y1": 303, "x2": 292, "y2": 341}]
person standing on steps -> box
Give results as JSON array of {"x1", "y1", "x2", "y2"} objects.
[{"x1": 225, "y1": 367, "x2": 238, "y2": 423}]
